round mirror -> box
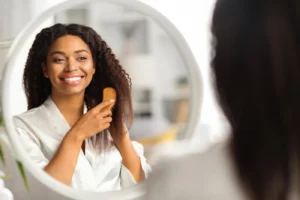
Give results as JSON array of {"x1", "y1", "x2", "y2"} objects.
[{"x1": 1, "y1": 0, "x2": 203, "y2": 199}]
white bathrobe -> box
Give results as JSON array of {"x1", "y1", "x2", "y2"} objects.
[{"x1": 13, "y1": 97, "x2": 151, "y2": 192}]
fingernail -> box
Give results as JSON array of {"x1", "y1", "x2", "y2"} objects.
[{"x1": 109, "y1": 99, "x2": 115, "y2": 103}]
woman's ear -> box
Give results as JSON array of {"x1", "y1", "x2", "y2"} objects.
[{"x1": 42, "y1": 63, "x2": 49, "y2": 78}]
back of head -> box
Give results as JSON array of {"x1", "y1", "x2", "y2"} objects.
[{"x1": 211, "y1": 0, "x2": 300, "y2": 199}]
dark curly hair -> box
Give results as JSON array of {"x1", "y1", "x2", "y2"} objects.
[{"x1": 23, "y1": 23, "x2": 133, "y2": 150}]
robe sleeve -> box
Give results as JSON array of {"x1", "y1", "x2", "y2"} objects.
[
  {"x1": 13, "y1": 117, "x2": 49, "y2": 168},
  {"x1": 120, "y1": 141, "x2": 152, "y2": 188}
]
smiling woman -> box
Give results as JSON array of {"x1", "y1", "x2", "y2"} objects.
[
  {"x1": 44, "y1": 35, "x2": 96, "y2": 96},
  {"x1": 12, "y1": 23, "x2": 151, "y2": 192}
]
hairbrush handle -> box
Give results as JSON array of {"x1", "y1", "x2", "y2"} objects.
[{"x1": 102, "y1": 87, "x2": 116, "y2": 112}]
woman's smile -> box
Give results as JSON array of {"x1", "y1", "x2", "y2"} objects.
[{"x1": 59, "y1": 75, "x2": 85, "y2": 86}]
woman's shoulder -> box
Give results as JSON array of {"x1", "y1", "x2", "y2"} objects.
[
  {"x1": 146, "y1": 140, "x2": 247, "y2": 200},
  {"x1": 13, "y1": 105, "x2": 45, "y2": 126}
]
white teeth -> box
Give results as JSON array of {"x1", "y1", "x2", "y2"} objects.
[{"x1": 63, "y1": 77, "x2": 81, "y2": 82}]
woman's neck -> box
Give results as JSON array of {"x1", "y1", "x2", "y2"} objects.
[{"x1": 50, "y1": 92, "x2": 85, "y2": 126}]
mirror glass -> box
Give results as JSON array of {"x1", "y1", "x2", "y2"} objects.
[
  {"x1": 55, "y1": 2, "x2": 191, "y2": 147},
  {"x1": 3, "y1": 0, "x2": 193, "y2": 195}
]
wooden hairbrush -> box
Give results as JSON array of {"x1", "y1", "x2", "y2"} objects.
[{"x1": 102, "y1": 87, "x2": 117, "y2": 112}]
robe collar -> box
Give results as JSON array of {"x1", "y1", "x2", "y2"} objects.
[{"x1": 42, "y1": 96, "x2": 87, "y2": 138}]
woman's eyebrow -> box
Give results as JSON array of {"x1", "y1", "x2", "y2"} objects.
[
  {"x1": 74, "y1": 49, "x2": 90, "y2": 54},
  {"x1": 49, "y1": 49, "x2": 90, "y2": 56},
  {"x1": 49, "y1": 51, "x2": 65, "y2": 56}
]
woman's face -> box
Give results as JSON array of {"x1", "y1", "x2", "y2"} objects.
[{"x1": 44, "y1": 35, "x2": 95, "y2": 97}]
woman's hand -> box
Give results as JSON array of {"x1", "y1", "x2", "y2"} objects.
[
  {"x1": 69, "y1": 100, "x2": 114, "y2": 142},
  {"x1": 43, "y1": 100, "x2": 114, "y2": 185}
]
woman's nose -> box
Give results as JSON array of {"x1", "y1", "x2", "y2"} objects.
[{"x1": 64, "y1": 58, "x2": 78, "y2": 72}]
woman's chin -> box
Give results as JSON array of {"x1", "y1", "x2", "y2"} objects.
[{"x1": 56, "y1": 89, "x2": 86, "y2": 97}]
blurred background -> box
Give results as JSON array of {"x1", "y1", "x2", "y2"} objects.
[{"x1": 0, "y1": 0, "x2": 226, "y2": 199}]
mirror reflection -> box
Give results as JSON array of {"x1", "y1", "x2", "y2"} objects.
[{"x1": 9, "y1": 1, "x2": 190, "y2": 192}]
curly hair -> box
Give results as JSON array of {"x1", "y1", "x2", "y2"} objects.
[{"x1": 23, "y1": 23, "x2": 133, "y2": 150}]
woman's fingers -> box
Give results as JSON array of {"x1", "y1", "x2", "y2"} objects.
[
  {"x1": 92, "y1": 99, "x2": 115, "y2": 114},
  {"x1": 99, "y1": 122, "x2": 110, "y2": 130},
  {"x1": 104, "y1": 117, "x2": 113, "y2": 123},
  {"x1": 96, "y1": 116, "x2": 112, "y2": 131},
  {"x1": 98, "y1": 109, "x2": 112, "y2": 118}
]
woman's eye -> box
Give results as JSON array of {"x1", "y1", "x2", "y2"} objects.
[
  {"x1": 78, "y1": 57, "x2": 87, "y2": 61},
  {"x1": 53, "y1": 58, "x2": 65, "y2": 62}
]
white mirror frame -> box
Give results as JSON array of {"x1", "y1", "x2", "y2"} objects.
[{"x1": 1, "y1": 0, "x2": 203, "y2": 199}]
